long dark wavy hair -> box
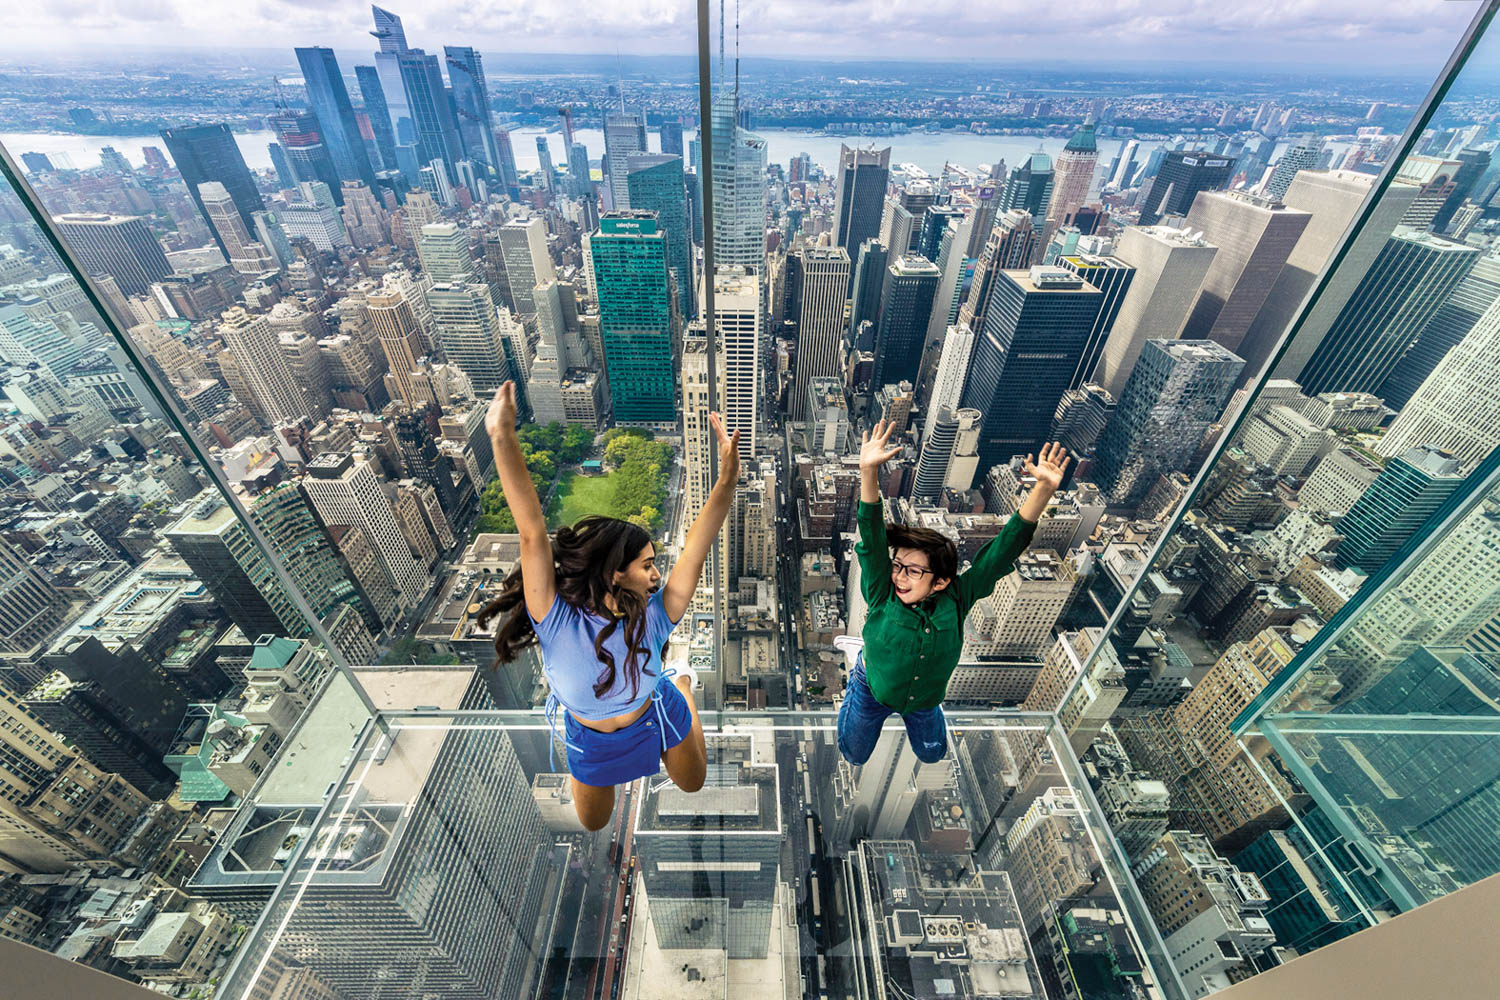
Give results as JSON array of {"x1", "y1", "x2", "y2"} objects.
[{"x1": 478, "y1": 516, "x2": 656, "y2": 701}]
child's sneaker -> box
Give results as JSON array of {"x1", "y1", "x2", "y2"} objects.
[{"x1": 834, "y1": 634, "x2": 865, "y2": 670}]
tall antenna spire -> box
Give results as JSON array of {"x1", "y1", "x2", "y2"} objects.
[
  {"x1": 616, "y1": 52, "x2": 626, "y2": 112},
  {"x1": 734, "y1": 0, "x2": 740, "y2": 101},
  {"x1": 719, "y1": 0, "x2": 725, "y2": 90}
]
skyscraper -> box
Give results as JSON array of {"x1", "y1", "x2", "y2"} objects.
[
  {"x1": 848, "y1": 239, "x2": 888, "y2": 336},
  {"x1": 302, "y1": 452, "x2": 426, "y2": 609},
  {"x1": 1179, "y1": 191, "x2": 1311, "y2": 378},
  {"x1": 659, "y1": 120, "x2": 684, "y2": 155},
  {"x1": 219, "y1": 307, "x2": 310, "y2": 426},
  {"x1": 0, "y1": 536, "x2": 71, "y2": 657},
  {"x1": 1137, "y1": 150, "x2": 1237, "y2": 225},
  {"x1": 1335, "y1": 445, "x2": 1464, "y2": 573},
  {"x1": 198, "y1": 182, "x2": 274, "y2": 272},
  {"x1": 1296, "y1": 228, "x2": 1479, "y2": 396},
  {"x1": 1001, "y1": 151, "x2": 1054, "y2": 228},
  {"x1": 267, "y1": 109, "x2": 344, "y2": 202},
  {"x1": 833, "y1": 144, "x2": 891, "y2": 258},
  {"x1": 1264, "y1": 137, "x2": 1323, "y2": 200},
  {"x1": 369, "y1": 5, "x2": 415, "y2": 160},
  {"x1": 160, "y1": 124, "x2": 266, "y2": 244},
  {"x1": 1377, "y1": 292, "x2": 1500, "y2": 472},
  {"x1": 443, "y1": 46, "x2": 500, "y2": 173},
  {"x1": 603, "y1": 109, "x2": 647, "y2": 209},
  {"x1": 713, "y1": 268, "x2": 761, "y2": 460},
  {"x1": 353, "y1": 65, "x2": 398, "y2": 171},
  {"x1": 959, "y1": 209, "x2": 1039, "y2": 331},
  {"x1": 1378, "y1": 252, "x2": 1500, "y2": 411},
  {"x1": 1045, "y1": 122, "x2": 1099, "y2": 238},
  {"x1": 789, "y1": 247, "x2": 851, "y2": 420},
  {"x1": 493, "y1": 126, "x2": 521, "y2": 198},
  {"x1": 426, "y1": 281, "x2": 514, "y2": 394},
  {"x1": 368, "y1": 288, "x2": 426, "y2": 405},
  {"x1": 625, "y1": 153, "x2": 693, "y2": 317},
  {"x1": 960, "y1": 266, "x2": 1104, "y2": 472},
  {"x1": 871, "y1": 255, "x2": 940, "y2": 391},
  {"x1": 294, "y1": 47, "x2": 377, "y2": 191},
  {"x1": 53, "y1": 213, "x2": 171, "y2": 297},
  {"x1": 589, "y1": 212, "x2": 676, "y2": 424},
  {"x1": 395, "y1": 50, "x2": 465, "y2": 183},
  {"x1": 416, "y1": 222, "x2": 477, "y2": 282},
  {"x1": 497, "y1": 217, "x2": 556, "y2": 316},
  {"x1": 1091, "y1": 340, "x2": 1244, "y2": 506},
  {"x1": 1055, "y1": 253, "x2": 1137, "y2": 390},
  {"x1": 922, "y1": 323, "x2": 977, "y2": 445},
  {"x1": 534, "y1": 136, "x2": 555, "y2": 192},
  {"x1": 710, "y1": 90, "x2": 768, "y2": 276},
  {"x1": 1098, "y1": 226, "x2": 1218, "y2": 396},
  {"x1": 914, "y1": 405, "x2": 960, "y2": 499}
]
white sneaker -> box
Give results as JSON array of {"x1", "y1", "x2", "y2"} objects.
[{"x1": 834, "y1": 635, "x2": 865, "y2": 670}]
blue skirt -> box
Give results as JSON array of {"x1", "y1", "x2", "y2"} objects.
[{"x1": 557, "y1": 676, "x2": 693, "y2": 787}]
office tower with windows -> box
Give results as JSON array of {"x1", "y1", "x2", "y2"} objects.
[
  {"x1": 493, "y1": 126, "x2": 520, "y2": 198},
  {"x1": 789, "y1": 247, "x2": 851, "y2": 420},
  {"x1": 871, "y1": 255, "x2": 940, "y2": 390},
  {"x1": 218, "y1": 307, "x2": 310, "y2": 426},
  {"x1": 960, "y1": 266, "x2": 1104, "y2": 472},
  {"x1": 1109, "y1": 139, "x2": 1141, "y2": 189},
  {"x1": 1092, "y1": 340, "x2": 1244, "y2": 506},
  {"x1": 914, "y1": 406, "x2": 982, "y2": 499},
  {"x1": 0, "y1": 536, "x2": 71, "y2": 657},
  {"x1": 395, "y1": 50, "x2": 464, "y2": 183},
  {"x1": 1265, "y1": 138, "x2": 1324, "y2": 200},
  {"x1": 589, "y1": 212, "x2": 676, "y2": 424},
  {"x1": 960, "y1": 209, "x2": 1039, "y2": 332},
  {"x1": 1137, "y1": 150, "x2": 1238, "y2": 225},
  {"x1": 1055, "y1": 253, "x2": 1136, "y2": 390},
  {"x1": 1180, "y1": 191, "x2": 1311, "y2": 378},
  {"x1": 567, "y1": 142, "x2": 592, "y2": 199},
  {"x1": 443, "y1": 46, "x2": 500, "y2": 173},
  {"x1": 416, "y1": 222, "x2": 476, "y2": 282},
  {"x1": 634, "y1": 739, "x2": 781, "y2": 959},
  {"x1": 1335, "y1": 445, "x2": 1464, "y2": 573},
  {"x1": 713, "y1": 268, "x2": 761, "y2": 460},
  {"x1": 1297, "y1": 228, "x2": 1479, "y2": 396},
  {"x1": 497, "y1": 217, "x2": 556, "y2": 316},
  {"x1": 52, "y1": 213, "x2": 170, "y2": 297},
  {"x1": 160, "y1": 123, "x2": 265, "y2": 238},
  {"x1": 1394, "y1": 154, "x2": 1463, "y2": 229},
  {"x1": 625, "y1": 153, "x2": 694, "y2": 317},
  {"x1": 833, "y1": 144, "x2": 891, "y2": 257},
  {"x1": 294, "y1": 47, "x2": 377, "y2": 191},
  {"x1": 534, "y1": 136, "x2": 554, "y2": 192},
  {"x1": 1002, "y1": 151, "x2": 1054, "y2": 228},
  {"x1": 267, "y1": 109, "x2": 343, "y2": 201},
  {"x1": 425, "y1": 281, "x2": 513, "y2": 394},
  {"x1": 198, "y1": 182, "x2": 275, "y2": 271},
  {"x1": 1379, "y1": 253, "x2": 1500, "y2": 411},
  {"x1": 302, "y1": 452, "x2": 426, "y2": 609},
  {"x1": 711, "y1": 90, "x2": 768, "y2": 276},
  {"x1": 1432, "y1": 147, "x2": 1490, "y2": 231},
  {"x1": 603, "y1": 109, "x2": 647, "y2": 209},
  {"x1": 1045, "y1": 122, "x2": 1099, "y2": 236},
  {"x1": 923, "y1": 323, "x2": 977, "y2": 445},
  {"x1": 848, "y1": 238, "x2": 888, "y2": 336},
  {"x1": 1098, "y1": 226, "x2": 1217, "y2": 396},
  {"x1": 353, "y1": 65, "x2": 397, "y2": 171},
  {"x1": 1133, "y1": 831, "x2": 1275, "y2": 997}
]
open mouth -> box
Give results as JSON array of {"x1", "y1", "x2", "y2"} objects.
[{"x1": 895, "y1": 583, "x2": 912, "y2": 597}]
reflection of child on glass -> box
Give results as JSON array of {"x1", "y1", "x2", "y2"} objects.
[
  {"x1": 478, "y1": 382, "x2": 741, "y2": 830},
  {"x1": 837, "y1": 420, "x2": 1069, "y2": 766}
]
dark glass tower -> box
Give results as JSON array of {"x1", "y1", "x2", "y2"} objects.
[
  {"x1": 396, "y1": 50, "x2": 465, "y2": 183},
  {"x1": 354, "y1": 64, "x2": 399, "y2": 171},
  {"x1": 444, "y1": 46, "x2": 500, "y2": 174},
  {"x1": 625, "y1": 153, "x2": 693, "y2": 317},
  {"x1": 294, "y1": 47, "x2": 377, "y2": 190},
  {"x1": 1137, "y1": 149, "x2": 1237, "y2": 225},
  {"x1": 1001, "y1": 151, "x2": 1054, "y2": 225},
  {"x1": 960, "y1": 266, "x2": 1105, "y2": 472},
  {"x1": 589, "y1": 212, "x2": 676, "y2": 423},
  {"x1": 160, "y1": 123, "x2": 265, "y2": 243},
  {"x1": 833, "y1": 144, "x2": 891, "y2": 260},
  {"x1": 1056, "y1": 253, "x2": 1137, "y2": 390},
  {"x1": 871, "y1": 255, "x2": 940, "y2": 390},
  {"x1": 267, "y1": 110, "x2": 343, "y2": 204},
  {"x1": 849, "y1": 238, "x2": 889, "y2": 335},
  {"x1": 1334, "y1": 445, "x2": 1464, "y2": 573}
]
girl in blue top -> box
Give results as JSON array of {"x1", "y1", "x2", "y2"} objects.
[{"x1": 478, "y1": 382, "x2": 741, "y2": 831}]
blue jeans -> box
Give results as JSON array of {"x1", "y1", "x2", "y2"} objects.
[{"x1": 837, "y1": 656, "x2": 949, "y2": 765}]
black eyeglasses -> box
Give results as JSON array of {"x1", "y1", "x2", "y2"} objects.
[{"x1": 891, "y1": 560, "x2": 934, "y2": 581}]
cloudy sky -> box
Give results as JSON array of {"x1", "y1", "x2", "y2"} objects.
[{"x1": 4, "y1": 0, "x2": 1484, "y2": 72}]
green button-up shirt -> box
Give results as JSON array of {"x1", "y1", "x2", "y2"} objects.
[{"x1": 855, "y1": 500, "x2": 1036, "y2": 712}]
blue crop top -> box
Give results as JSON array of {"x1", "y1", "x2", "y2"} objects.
[{"x1": 530, "y1": 591, "x2": 682, "y2": 720}]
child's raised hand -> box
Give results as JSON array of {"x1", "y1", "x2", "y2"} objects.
[
  {"x1": 709, "y1": 412, "x2": 741, "y2": 481},
  {"x1": 859, "y1": 419, "x2": 903, "y2": 471},
  {"x1": 1023, "y1": 442, "x2": 1070, "y2": 493},
  {"x1": 486, "y1": 381, "x2": 518, "y2": 440}
]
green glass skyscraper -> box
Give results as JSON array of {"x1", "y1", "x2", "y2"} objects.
[
  {"x1": 625, "y1": 153, "x2": 694, "y2": 318},
  {"x1": 1334, "y1": 444, "x2": 1464, "y2": 573},
  {"x1": 588, "y1": 211, "x2": 676, "y2": 423}
]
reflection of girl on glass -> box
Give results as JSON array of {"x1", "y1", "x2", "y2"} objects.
[
  {"x1": 478, "y1": 382, "x2": 740, "y2": 830},
  {"x1": 837, "y1": 420, "x2": 1068, "y2": 766}
]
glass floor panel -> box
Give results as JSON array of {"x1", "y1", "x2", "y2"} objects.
[{"x1": 205, "y1": 673, "x2": 1170, "y2": 1000}]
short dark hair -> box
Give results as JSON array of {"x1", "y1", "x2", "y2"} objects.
[{"x1": 886, "y1": 523, "x2": 958, "y2": 581}]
